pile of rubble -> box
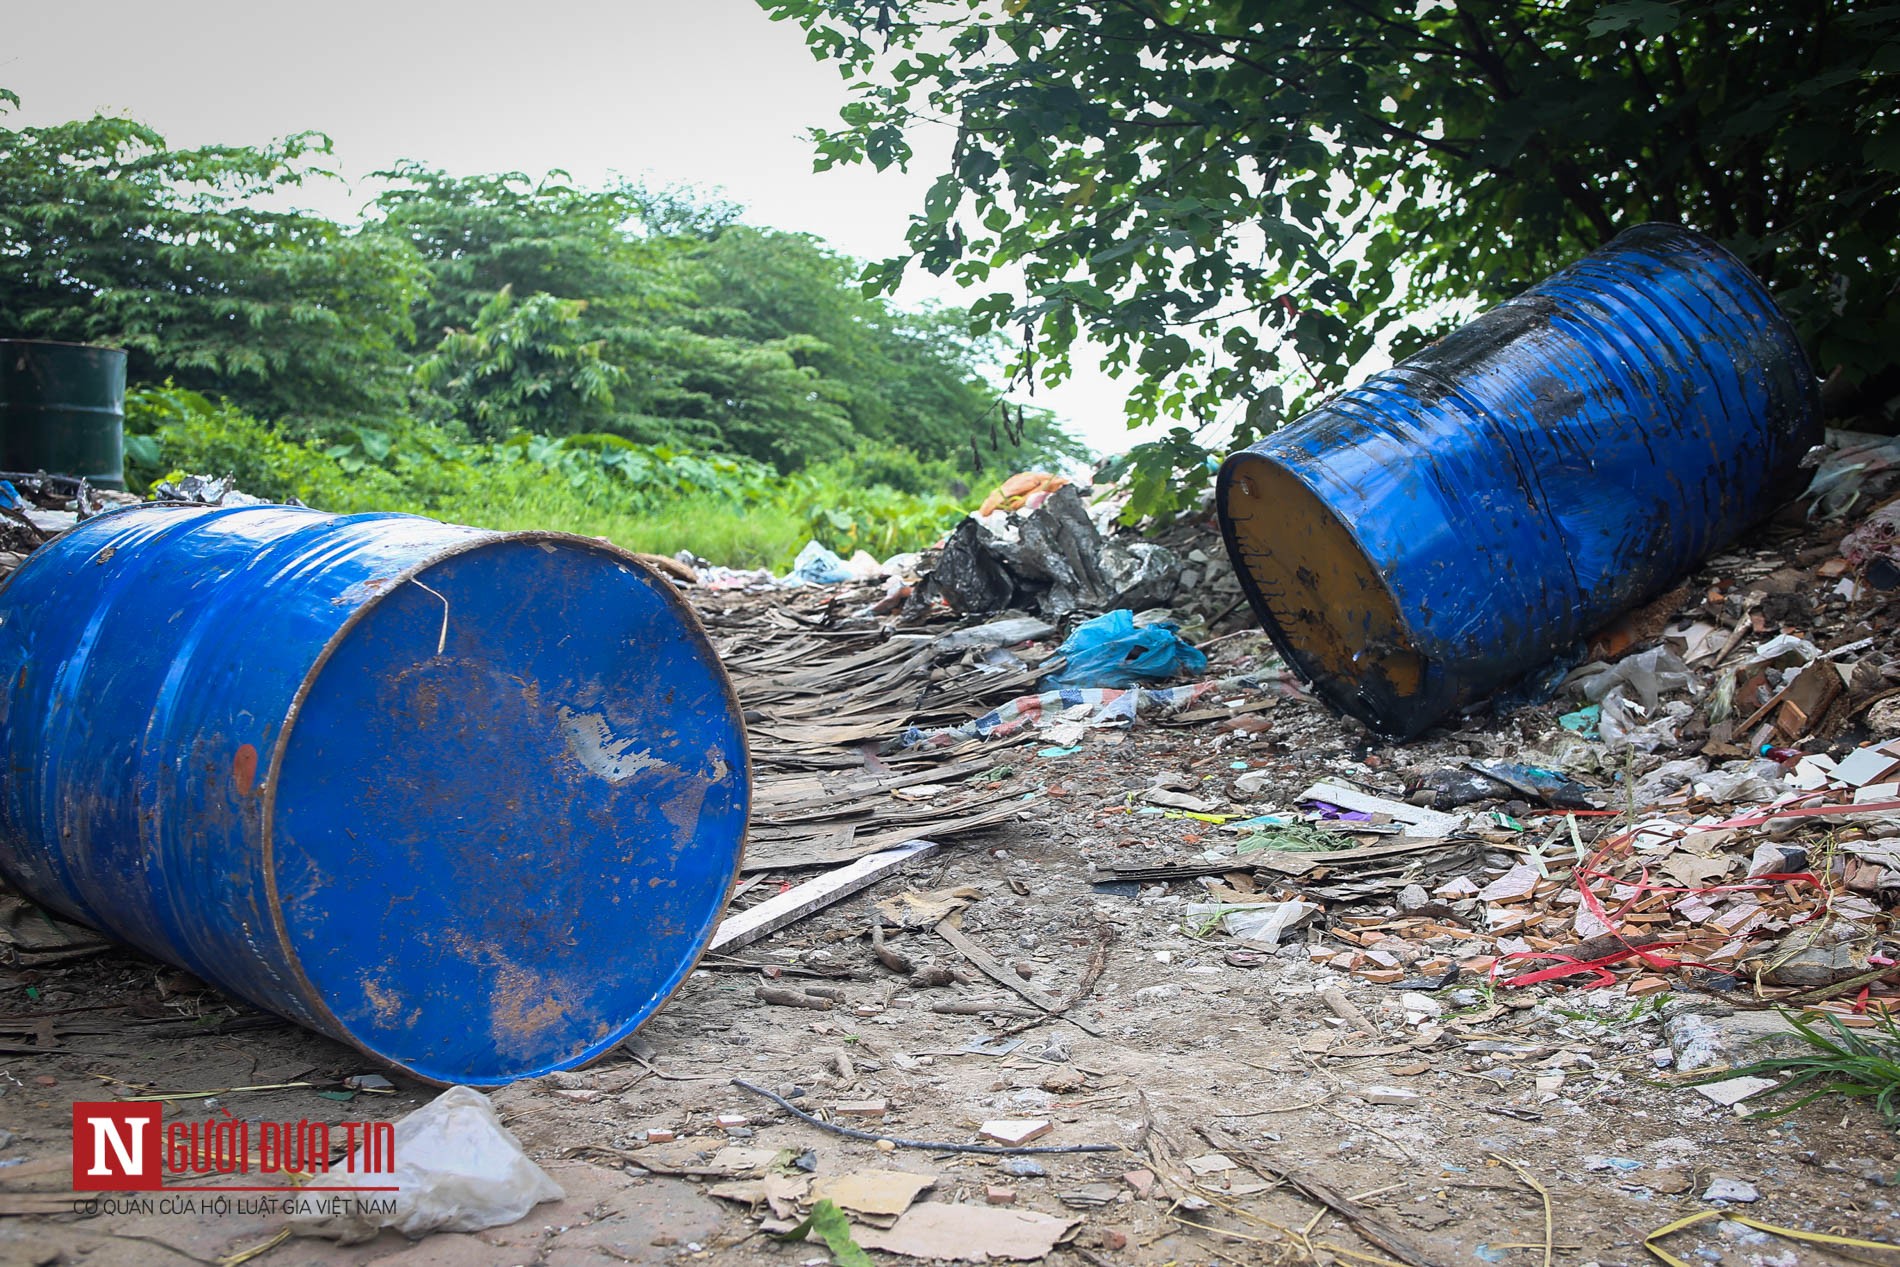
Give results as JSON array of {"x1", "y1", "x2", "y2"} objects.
[
  {"x1": 688, "y1": 435, "x2": 1900, "y2": 1031},
  {"x1": 0, "y1": 472, "x2": 138, "y2": 575}
]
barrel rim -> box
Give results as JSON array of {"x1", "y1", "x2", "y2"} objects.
[
  {"x1": 0, "y1": 337, "x2": 129, "y2": 356},
  {"x1": 1215, "y1": 449, "x2": 1422, "y2": 738},
  {"x1": 256, "y1": 525, "x2": 753, "y2": 1086}
]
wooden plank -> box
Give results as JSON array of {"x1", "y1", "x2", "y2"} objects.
[
  {"x1": 935, "y1": 921, "x2": 1103, "y2": 1037},
  {"x1": 743, "y1": 802, "x2": 1020, "y2": 872},
  {"x1": 1200, "y1": 1124, "x2": 1439, "y2": 1267},
  {"x1": 711, "y1": 839, "x2": 941, "y2": 953},
  {"x1": 1112, "y1": 835, "x2": 1467, "y2": 883}
]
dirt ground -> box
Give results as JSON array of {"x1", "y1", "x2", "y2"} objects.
[
  {"x1": 4, "y1": 714, "x2": 1898, "y2": 1267},
  {"x1": 7, "y1": 473, "x2": 1900, "y2": 1266}
]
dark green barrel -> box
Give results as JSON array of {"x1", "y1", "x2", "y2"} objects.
[{"x1": 0, "y1": 340, "x2": 127, "y2": 489}]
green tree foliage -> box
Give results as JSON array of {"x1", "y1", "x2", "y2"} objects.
[
  {"x1": 760, "y1": 0, "x2": 1900, "y2": 454},
  {"x1": 416, "y1": 286, "x2": 631, "y2": 439},
  {"x1": 371, "y1": 163, "x2": 700, "y2": 343},
  {"x1": 373, "y1": 166, "x2": 1086, "y2": 472},
  {"x1": 2, "y1": 91, "x2": 1088, "y2": 487},
  {"x1": 687, "y1": 225, "x2": 1089, "y2": 470},
  {"x1": 0, "y1": 92, "x2": 424, "y2": 429}
]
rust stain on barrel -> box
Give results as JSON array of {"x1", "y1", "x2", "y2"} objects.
[{"x1": 233, "y1": 743, "x2": 259, "y2": 796}]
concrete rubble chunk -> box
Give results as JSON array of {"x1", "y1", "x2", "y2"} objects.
[
  {"x1": 1664, "y1": 1008, "x2": 1810, "y2": 1072},
  {"x1": 1690, "y1": 1075, "x2": 1778, "y2": 1107},
  {"x1": 1701, "y1": 1177, "x2": 1761, "y2": 1203}
]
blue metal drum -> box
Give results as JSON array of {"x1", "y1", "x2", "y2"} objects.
[
  {"x1": 1217, "y1": 223, "x2": 1821, "y2": 738},
  {"x1": 0, "y1": 505, "x2": 749, "y2": 1084}
]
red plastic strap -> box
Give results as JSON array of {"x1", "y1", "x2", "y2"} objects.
[
  {"x1": 1499, "y1": 945, "x2": 1662, "y2": 988},
  {"x1": 1495, "y1": 829, "x2": 1830, "y2": 990},
  {"x1": 1705, "y1": 798, "x2": 1900, "y2": 829}
]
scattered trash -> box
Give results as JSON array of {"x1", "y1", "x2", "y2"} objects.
[
  {"x1": 289, "y1": 1086, "x2": 564, "y2": 1243},
  {"x1": 1040, "y1": 608, "x2": 1207, "y2": 690},
  {"x1": 152, "y1": 472, "x2": 271, "y2": 507},
  {"x1": 788, "y1": 539, "x2": 856, "y2": 585},
  {"x1": 1184, "y1": 899, "x2": 1317, "y2": 946},
  {"x1": 1299, "y1": 781, "x2": 1460, "y2": 838},
  {"x1": 900, "y1": 673, "x2": 1306, "y2": 748},
  {"x1": 1645, "y1": 1209, "x2": 1894, "y2": 1267},
  {"x1": 978, "y1": 471, "x2": 1071, "y2": 516},
  {"x1": 922, "y1": 485, "x2": 1182, "y2": 618},
  {"x1": 15, "y1": 332, "x2": 1900, "y2": 1267},
  {"x1": 1466, "y1": 761, "x2": 1598, "y2": 809},
  {"x1": 935, "y1": 615, "x2": 1057, "y2": 653}
]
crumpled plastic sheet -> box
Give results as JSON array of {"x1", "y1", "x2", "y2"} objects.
[
  {"x1": 786, "y1": 540, "x2": 855, "y2": 585},
  {"x1": 291, "y1": 1085, "x2": 564, "y2": 1244},
  {"x1": 1629, "y1": 757, "x2": 1783, "y2": 806},
  {"x1": 1803, "y1": 429, "x2": 1900, "y2": 520},
  {"x1": 1567, "y1": 646, "x2": 1701, "y2": 753},
  {"x1": 1040, "y1": 608, "x2": 1206, "y2": 690},
  {"x1": 1632, "y1": 757, "x2": 1709, "y2": 805},
  {"x1": 934, "y1": 616, "x2": 1057, "y2": 653},
  {"x1": 1097, "y1": 541, "x2": 1181, "y2": 615},
  {"x1": 1184, "y1": 899, "x2": 1318, "y2": 946},
  {"x1": 1598, "y1": 695, "x2": 1694, "y2": 752},
  {"x1": 899, "y1": 671, "x2": 1313, "y2": 748},
  {"x1": 1574, "y1": 647, "x2": 1694, "y2": 710},
  {"x1": 1841, "y1": 495, "x2": 1900, "y2": 575},
  {"x1": 153, "y1": 473, "x2": 272, "y2": 507},
  {"x1": 1740, "y1": 632, "x2": 1821, "y2": 668},
  {"x1": 1703, "y1": 760, "x2": 1788, "y2": 806},
  {"x1": 697, "y1": 565, "x2": 778, "y2": 591},
  {"x1": 928, "y1": 516, "x2": 1019, "y2": 612},
  {"x1": 923, "y1": 485, "x2": 1182, "y2": 617},
  {"x1": 1468, "y1": 760, "x2": 1600, "y2": 809}
]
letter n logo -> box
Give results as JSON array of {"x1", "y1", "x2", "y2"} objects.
[{"x1": 72, "y1": 1102, "x2": 161, "y2": 1190}]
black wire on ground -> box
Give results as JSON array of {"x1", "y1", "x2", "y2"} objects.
[{"x1": 729, "y1": 1078, "x2": 1120, "y2": 1155}]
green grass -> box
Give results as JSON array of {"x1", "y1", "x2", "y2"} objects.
[
  {"x1": 438, "y1": 491, "x2": 812, "y2": 570},
  {"x1": 1693, "y1": 1008, "x2": 1900, "y2": 1130},
  {"x1": 125, "y1": 387, "x2": 969, "y2": 570}
]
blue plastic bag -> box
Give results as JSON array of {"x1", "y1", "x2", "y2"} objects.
[
  {"x1": 1040, "y1": 609, "x2": 1207, "y2": 690},
  {"x1": 787, "y1": 540, "x2": 854, "y2": 585}
]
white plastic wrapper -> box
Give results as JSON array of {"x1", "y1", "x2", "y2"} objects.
[
  {"x1": 1183, "y1": 899, "x2": 1317, "y2": 946},
  {"x1": 291, "y1": 1085, "x2": 564, "y2": 1243}
]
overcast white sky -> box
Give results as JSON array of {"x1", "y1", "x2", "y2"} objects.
[{"x1": 3, "y1": 0, "x2": 1169, "y2": 455}]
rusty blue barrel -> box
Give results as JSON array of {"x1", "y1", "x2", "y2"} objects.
[
  {"x1": 1218, "y1": 223, "x2": 1820, "y2": 738},
  {"x1": 0, "y1": 505, "x2": 749, "y2": 1084}
]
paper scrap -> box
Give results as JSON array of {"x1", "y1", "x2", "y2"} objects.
[
  {"x1": 854, "y1": 1204, "x2": 1083, "y2": 1262},
  {"x1": 811, "y1": 1169, "x2": 937, "y2": 1218}
]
